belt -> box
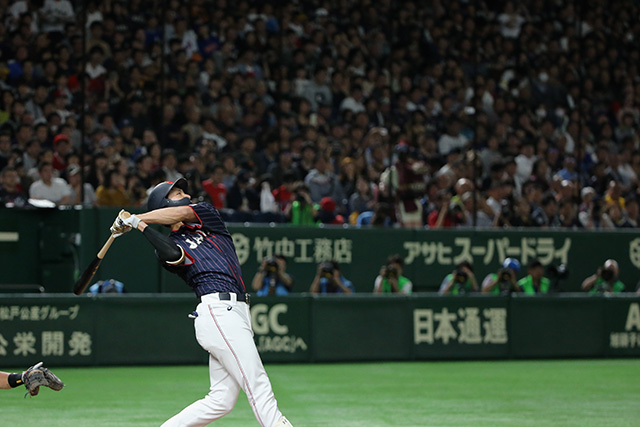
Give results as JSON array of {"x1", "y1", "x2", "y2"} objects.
[{"x1": 201, "y1": 292, "x2": 250, "y2": 304}]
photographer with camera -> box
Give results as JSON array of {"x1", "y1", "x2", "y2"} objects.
[
  {"x1": 252, "y1": 255, "x2": 294, "y2": 296},
  {"x1": 518, "y1": 258, "x2": 551, "y2": 295},
  {"x1": 310, "y1": 260, "x2": 354, "y2": 294},
  {"x1": 481, "y1": 257, "x2": 522, "y2": 295},
  {"x1": 438, "y1": 261, "x2": 478, "y2": 295},
  {"x1": 373, "y1": 254, "x2": 413, "y2": 294},
  {"x1": 581, "y1": 259, "x2": 625, "y2": 295}
]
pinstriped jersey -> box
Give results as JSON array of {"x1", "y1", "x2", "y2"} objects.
[{"x1": 162, "y1": 202, "x2": 246, "y2": 297}]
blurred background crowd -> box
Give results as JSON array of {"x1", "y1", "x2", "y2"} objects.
[{"x1": 0, "y1": 0, "x2": 639, "y2": 229}]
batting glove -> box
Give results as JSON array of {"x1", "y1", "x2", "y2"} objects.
[
  {"x1": 110, "y1": 210, "x2": 132, "y2": 237},
  {"x1": 117, "y1": 210, "x2": 141, "y2": 230}
]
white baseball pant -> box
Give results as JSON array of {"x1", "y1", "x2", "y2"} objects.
[{"x1": 162, "y1": 294, "x2": 287, "y2": 427}]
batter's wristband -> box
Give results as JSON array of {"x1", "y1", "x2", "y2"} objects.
[{"x1": 8, "y1": 373, "x2": 23, "y2": 388}]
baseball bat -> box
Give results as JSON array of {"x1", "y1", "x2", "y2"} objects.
[{"x1": 72, "y1": 212, "x2": 130, "y2": 295}]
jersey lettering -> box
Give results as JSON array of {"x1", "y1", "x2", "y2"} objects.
[{"x1": 185, "y1": 231, "x2": 205, "y2": 249}]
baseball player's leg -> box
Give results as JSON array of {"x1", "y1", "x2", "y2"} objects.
[
  {"x1": 198, "y1": 301, "x2": 286, "y2": 427},
  {"x1": 162, "y1": 353, "x2": 241, "y2": 427}
]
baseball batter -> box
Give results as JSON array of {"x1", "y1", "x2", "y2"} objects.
[{"x1": 111, "y1": 178, "x2": 292, "y2": 427}]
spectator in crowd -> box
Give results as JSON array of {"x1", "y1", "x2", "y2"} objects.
[
  {"x1": 439, "y1": 261, "x2": 478, "y2": 295},
  {"x1": 95, "y1": 168, "x2": 129, "y2": 207},
  {"x1": 51, "y1": 133, "x2": 71, "y2": 172},
  {"x1": 460, "y1": 192, "x2": 495, "y2": 228},
  {"x1": 66, "y1": 164, "x2": 97, "y2": 207},
  {"x1": 0, "y1": 165, "x2": 28, "y2": 208},
  {"x1": 482, "y1": 257, "x2": 522, "y2": 295},
  {"x1": 272, "y1": 170, "x2": 296, "y2": 213},
  {"x1": 385, "y1": 142, "x2": 429, "y2": 228},
  {"x1": 501, "y1": 197, "x2": 530, "y2": 227},
  {"x1": 22, "y1": 138, "x2": 41, "y2": 172},
  {"x1": 349, "y1": 176, "x2": 376, "y2": 221},
  {"x1": 285, "y1": 182, "x2": 317, "y2": 225},
  {"x1": 226, "y1": 169, "x2": 259, "y2": 212},
  {"x1": 438, "y1": 118, "x2": 468, "y2": 156},
  {"x1": 161, "y1": 149, "x2": 183, "y2": 183},
  {"x1": 29, "y1": 161, "x2": 70, "y2": 205},
  {"x1": 581, "y1": 259, "x2": 625, "y2": 295},
  {"x1": 302, "y1": 67, "x2": 332, "y2": 112},
  {"x1": 604, "y1": 181, "x2": 625, "y2": 209},
  {"x1": 316, "y1": 196, "x2": 344, "y2": 225},
  {"x1": 201, "y1": 162, "x2": 226, "y2": 209},
  {"x1": 304, "y1": 153, "x2": 344, "y2": 209},
  {"x1": 623, "y1": 197, "x2": 639, "y2": 227},
  {"x1": 251, "y1": 255, "x2": 293, "y2": 297},
  {"x1": 373, "y1": 254, "x2": 413, "y2": 294},
  {"x1": 310, "y1": 260, "x2": 354, "y2": 294},
  {"x1": 428, "y1": 190, "x2": 465, "y2": 229},
  {"x1": 0, "y1": 132, "x2": 13, "y2": 171},
  {"x1": 532, "y1": 193, "x2": 562, "y2": 228},
  {"x1": 518, "y1": 259, "x2": 551, "y2": 295},
  {"x1": 0, "y1": 0, "x2": 634, "y2": 235}
]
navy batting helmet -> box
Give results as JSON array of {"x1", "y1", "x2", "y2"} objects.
[{"x1": 147, "y1": 178, "x2": 190, "y2": 211}]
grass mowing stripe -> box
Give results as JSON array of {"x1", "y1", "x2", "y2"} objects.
[{"x1": 2, "y1": 360, "x2": 639, "y2": 426}]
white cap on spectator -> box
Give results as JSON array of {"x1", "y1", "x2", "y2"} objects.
[{"x1": 581, "y1": 186, "x2": 595, "y2": 198}]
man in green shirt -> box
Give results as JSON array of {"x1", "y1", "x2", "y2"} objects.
[
  {"x1": 373, "y1": 254, "x2": 413, "y2": 294},
  {"x1": 439, "y1": 261, "x2": 478, "y2": 295},
  {"x1": 518, "y1": 258, "x2": 551, "y2": 294},
  {"x1": 581, "y1": 259, "x2": 625, "y2": 295}
]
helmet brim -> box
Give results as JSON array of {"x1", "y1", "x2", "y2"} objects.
[{"x1": 169, "y1": 177, "x2": 189, "y2": 195}]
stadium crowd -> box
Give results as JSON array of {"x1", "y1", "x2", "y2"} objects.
[{"x1": 0, "y1": 0, "x2": 639, "y2": 229}]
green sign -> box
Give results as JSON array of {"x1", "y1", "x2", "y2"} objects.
[
  {"x1": 604, "y1": 299, "x2": 640, "y2": 357},
  {"x1": 1, "y1": 295, "x2": 639, "y2": 366},
  {"x1": 249, "y1": 297, "x2": 311, "y2": 363},
  {"x1": 412, "y1": 297, "x2": 509, "y2": 359},
  {"x1": 2, "y1": 208, "x2": 640, "y2": 294},
  {"x1": 0, "y1": 296, "x2": 94, "y2": 366}
]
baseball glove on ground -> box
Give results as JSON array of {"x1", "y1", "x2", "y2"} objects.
[{"x1": 22, "y1": 362, "x2": 65, "y2": 397}]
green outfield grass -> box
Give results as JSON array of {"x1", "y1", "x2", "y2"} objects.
[{"x1": 3, "y1": 360, "x2": 640, "y2": 426}]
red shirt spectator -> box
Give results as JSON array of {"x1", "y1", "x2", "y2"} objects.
[
  {"x1": 272, "y1": 185, "x2": 293, "y2": 212},
  {"x1": 202, "y1": 163, "x2": 226, "y2": 209},
  {"x1": 52, "y1": 134, "x2": 71, "y2": 172}
]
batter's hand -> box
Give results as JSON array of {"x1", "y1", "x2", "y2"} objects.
[
  {"x1": 110, "y1": 210, "x2": 132, "y2": 237},
  {"x1": 117, "y1": 210, "x2": 141, "y2": 230}
]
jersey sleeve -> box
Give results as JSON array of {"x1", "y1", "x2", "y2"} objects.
[{"x1": 188, "y1": 202, "x2": 230, "y2": 236}]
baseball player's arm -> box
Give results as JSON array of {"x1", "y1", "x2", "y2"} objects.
[
  {"x1": 135, "y1": 206, "x2": 197, "y2": 230},
  {"x1": 0, "y1": 370, "x2": 23, "y2": 389},
  {"x1": 0, "y1": 371, "x2": 11, "y2": 389},
  {"x1": 114, "y1": 211, "x2": 184, "y2": 264}
]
